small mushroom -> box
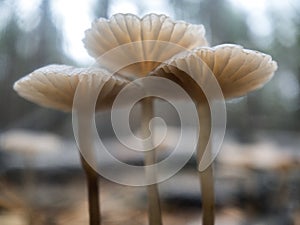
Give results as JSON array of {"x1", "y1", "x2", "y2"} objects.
[
  {"x1": 14, "y1": 65, "x2": 129, "y2": 225},
  {"x1": 0, "y1": 129, "x2": 62, "y2": 224},
  {"x1": 14, "y1": 65, "x2": 129, "y2": 112},
  {"x1": 82, "y1": 13, "x2": 208, "y2": 225},
  {"x1": 0, "y1": 129, "x2": 62, "y2": 192},
  {"x1": 218, "y1": 140, "x2": 296, "y2": 213},
  {"x1": 218, "y1": 140, "x2": 295, "y2": 171},
  {"x1": 0, "y1": 129, "x2": 61, "y2": 155},
  {"x1": 151, "y1": 44, "x2": 277, "y2": 224}
]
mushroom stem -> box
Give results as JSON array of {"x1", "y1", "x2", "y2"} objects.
[
  {"x1": 199, "y1": 165, "x2": 214, "y2": 225},
  {"x1": 80, "y1": 154, "x2": 101, "y2": 225},
  {"x1": 76, "y1": 104, "x2": 101, "y2": 225},
  {"x1": 197, "y1": 102, "x2": 215, "y2": 225},
  {"x1": 141, "y1": 97, "x2": 163, "y2": 225}
]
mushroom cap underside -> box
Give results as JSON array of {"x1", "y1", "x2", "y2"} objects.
[
  {"x1": 151, "y1": 44, "x2": 278, "y2": 102},
  {"x1": 83, "y1": 13, "x2": 208, "y2": 77},
  {"x1": 13, "y1": 65, "x2": 130, "y2": 112},
  {"x1": 14, "y1": 45, "x2": 278, "y2": 111}
]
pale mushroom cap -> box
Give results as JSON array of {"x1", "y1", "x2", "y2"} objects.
[
  {"x1": 83, "y1": 13, "x2": 208, "y2": 77},
  {"x1": 13, "y1": 65, "x2": 129, "y2": 112},
  {"x1": 152, "y1": 44, "x2": 278, "y2": 101},
  {"x1": 0, "y1": 129, "x2": 62, "y2": 155},
  {"x1": 218, "y1": 140, "x2": 295, "y2": 170}
]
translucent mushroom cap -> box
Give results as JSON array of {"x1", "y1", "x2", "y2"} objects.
[
  {"x1": 83, "y1": 13, "x2": 208, "y2": 77},
  {"x1": 13, "y1": 65, "x2": 129, "y2": 112},
  {"x1": 152, "y1": 44, "x2": 278, "y2": 101}
]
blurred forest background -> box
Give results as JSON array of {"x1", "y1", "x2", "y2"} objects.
[
  {"x1": 0, "y1": 0, "x2": 299, "y2": 139},
  {"x1": 0, "y1": 0, "x2": 299, "y2": 224}
]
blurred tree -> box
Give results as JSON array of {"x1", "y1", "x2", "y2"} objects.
[
  {"x1": 170, "y1": 0, "x2": 300, "y2": 135},
  {"x1": 93, "y1": 0, "x2": 109, "y2": 18},
  {"x1": 0, "y1": 0, "x2": 72, "y2": 131},
  {"x1": 169, "y1": 0, "x2": 261, "y2": 141},
  {"x1": 170, "y1": 0, "x2": 250, "y2": 45},
  {"x1": 264, "y1": 2, "x2": 300, "y2": 130}
]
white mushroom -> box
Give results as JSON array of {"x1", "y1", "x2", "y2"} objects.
[
  {"x1": 13, "y1": 65, "x2": 129, "y2": 112},
  {"x1": 151, "y1": 44, "x2": 277, "y2": 225},
  {"x1": 0, "y1": 129, "x2": 63, "y2": 224},
  {"x1": 82, "y1": 13, "x2": 208, "y2": 225},
  {"x1": 0, "y1": 129, "x2": 61, "y2": 155},
  {"x1": 14, "y1": 12, "x2": 278, "y2": 225},
  {"x1": 14, "y1": 65, "x2": 130, "y2": 225}
]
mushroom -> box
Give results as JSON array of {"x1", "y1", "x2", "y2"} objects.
[
  {"x1": 218, "y1": 140, "x2": 296, "y2": 212},
  {"x1": 82, "y1": 13, "x2": 208, "y2": 225},
  {"x1": 0, "y1": 129, "x2": 62, "y2": 224},
  {"x1": 151, "y1": 44, "x2": 278, "y2": 224},
  {"x1": 0, "y1": 129, "x2": 61, "y2": 189},
  {"x1": 0, "y1": 129, "x2": 61, "y2": 155},
  {"x1": 14, "y1": 65, "x2": 129, "y2": 225},
  {"x1": 83, "y1": 13, "x2": 208, "y2": 78},
  {"x1": 14, "y1": 13, "x2": 209, "y2": 225},
  {"x1": 218, "y1": 140, "x2": 295, "y2": 171},
  {"x1": 13, "y1": 13, "x2": 277, "y2": 225}
]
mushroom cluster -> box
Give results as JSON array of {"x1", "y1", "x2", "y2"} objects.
[{"x1": 13, "y1": 13, "x2": 277, "y2": 225}]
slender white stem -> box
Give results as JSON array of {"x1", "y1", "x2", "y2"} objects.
[
  {"x1": 73, "y1": 77, "x2": 107, "y2": 225},
  {"x1": 197, "y1": 102, "x2": 215, "y2": 225},
  {"x1": 199, "y1": 165, "x2": 214, "y2": 225},
  {"x1": 77, "y1": 112, "x2": 101, "y2": 225},
  {"x1": 80, "y1": 154, "x2": 101, "y2": 225},
  {"x1": 141, "y1": 97, "x2": 162, "y2": 225}
]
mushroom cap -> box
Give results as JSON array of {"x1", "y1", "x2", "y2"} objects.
[
  {"x1": 83, "y1": 13, "x2": 208, "y2": 77},
  {"x1": 218, "y1": 140, "x2": 295, "y2": 170},
  {"x1": 152, "y1": 44, "x2": 278, "y2": 101},
  {"x1": 0, "y1": 129, "x2": 62, "y2": 155},
  {"x1": 13, "y1": 65, "x2": 129, "y2": 112}
]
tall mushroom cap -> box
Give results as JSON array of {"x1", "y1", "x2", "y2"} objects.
[
  {"x1": 83, "y1": 13, "x2": 208, "y2": 77},
  {"x1": 151, "y1": 44, "x2": 278, "y2": 101},
  {"x1": 13, "y1": 65, "x2": 129, "y2": 112}
]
